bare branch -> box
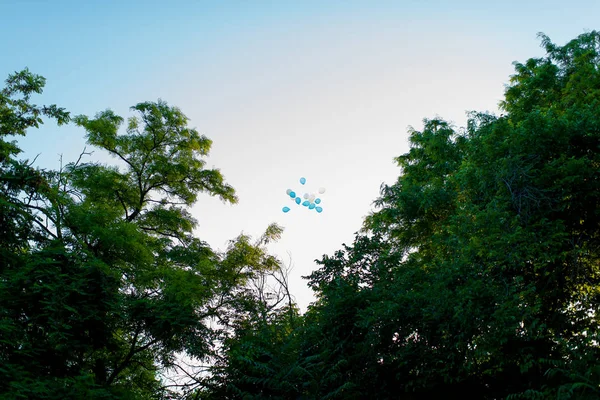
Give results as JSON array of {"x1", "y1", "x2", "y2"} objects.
[{"x1": 27, "y1": 153, "x2": 41, "y2": 167}]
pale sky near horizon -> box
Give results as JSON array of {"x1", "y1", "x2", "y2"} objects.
[{"x1": 2, "y1": 1, "x2": 598, "y2": 311}]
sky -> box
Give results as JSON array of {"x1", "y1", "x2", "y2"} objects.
[{"x1": 1, "y1": 0, "x2": 599, "y2": 311}]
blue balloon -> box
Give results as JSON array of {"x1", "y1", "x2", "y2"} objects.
[
  {"x1": 289, "y1": 191, "x2": 296, "y2": 198},
  {"x1": 315, "y1": 206, "x2": 323, "y2": 213},
  {"x1": 295, "y1": 197, "x2": 301, "y2": 205},
  {"x1": 315, "y1": 198, "x2": 321, "y2": 204},
  {"x1": 309, "y1": 203, "x2": 316, "y2": 210},
  {"x1": 282, "y1": 207, "x2": 290, "y2": 213},
  {"x1": 300, "y1": 177, "x2": 306, "y2": 185},
  {"x1": 302, "y1": 200, "x2": 310, "y2": 207}
]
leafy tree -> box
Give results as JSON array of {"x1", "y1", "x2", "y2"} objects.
[
  {"x1": 0, "y1": 69, "x2": 284, "y2": 399},
  {"x1": 300, "y1": 31, "x2": 600, "y2": 399},
  {"x1": 197, "y1": 249, "x2": 307, "y2": 400}
]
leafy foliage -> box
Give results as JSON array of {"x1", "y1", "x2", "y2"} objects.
[
  {"x1": 295, "y1": 31, "x2": 600, "y2": 399},
  {"x1": 0, "y1": 70, "x2": 281, "y2": 399}
]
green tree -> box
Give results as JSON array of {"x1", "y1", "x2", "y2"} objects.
[
  {"x1": 301, "y1": 30, "x2": 600, "y2": 399},
  {"x1": 0, "y1": 69, "x2": 285, "y2": 399},
  {"x1": 197, "y1": 248, "x2": 307, "y2": 400}
]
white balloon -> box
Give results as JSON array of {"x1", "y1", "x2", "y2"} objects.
[
  {"x1": 286, "y1": 189, "x2": 292, "y2": 195},
  {"x1": 303, "y1": 193, "x2": 309, "y2": 199},
  {"x1": 309, "y1": 194, "x2": 316, "y2": 202},
  {"x1": 318, "y1": 187, "x2": 326, "y2": 194}
]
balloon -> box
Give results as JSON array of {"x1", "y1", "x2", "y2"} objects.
[
  {"x1": 315, "y1": 206, "x2": 323, "y2": 213},
  {"x1": 286, "y1": 189, "x2": 292, "y2": 195},
  {"x1": 289, "y1": 191, "x2": 296, "y2": 198},
  {"x1": 315, "y1": 198, "x2": 321, "y2": 204},
  {"x1": 302, "y1": 200, "x2": 310, "y2": 206},
  {"x1": 300, "y1": 177, "x2": 306, "y2": 185},
  {"x1": 318, "y1": 187, "x2": 326, "y2": 194},
  {"x1": 309, "y1": 203, "x2": 315, "y2": 210},
  {"x1": 303, "y1": 193, "x2": 309, "y2": 199},
  {"x1": 282, "y1": 207, "x2": 290, "y2": 213},
  {"x1": 295, "y1": 197, "x2": 301, "y2": 205}
]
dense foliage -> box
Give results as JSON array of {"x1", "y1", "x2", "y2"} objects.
[{"x1": 2, "y1": 30, "x2": 599, "y2": 399}]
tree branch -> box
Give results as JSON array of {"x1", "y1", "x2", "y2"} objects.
[{"x1": 107, "y1": 326, "x2": 162, "y2": 386}]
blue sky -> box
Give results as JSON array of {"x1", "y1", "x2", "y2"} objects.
[{"x1": 2, "y1": 0, "x2": 599, "y2": 310}]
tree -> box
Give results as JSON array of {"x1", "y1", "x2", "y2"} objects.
[
  {"x1": 0, "y1": 69, "x2": 285, "y2": 399},
  {"x1": 197, "y1": 250, "x2": 306, "y2": 400},
  {"x1": 300, "y1": 31, "x2": 600, "y2": 399}
]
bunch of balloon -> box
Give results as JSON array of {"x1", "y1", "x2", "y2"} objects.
[{"x1": 282, "y1": 177, "x2": 325, "y2": 213}]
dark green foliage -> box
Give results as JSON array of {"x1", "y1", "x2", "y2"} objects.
[
  {"x1": 297, "y1": 31, "x2": 600, "y2": 399},
  {"x1": 197, "y1": 238, "x2": 308, "y2": 400}
]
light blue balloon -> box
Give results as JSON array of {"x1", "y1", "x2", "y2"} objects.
[
  {"x1": 315, "y1": 206, "x2": 323, "y2": 213},
  {"x1": 315, "y1": 198, "x2": 321, "y2": 204},
  {"x1": 282, "y1": 207, "x2": 290, "y2": 213},
  {"x1": 300, "y1": 177, "x2": 306, "y2": 185},
  {"x1": 289, "y1": 191, "x2": 296, "y2": 198},
  {"x1": 302, "y1": 200, "x2": 310, "y2": 207},
  {"x1": 295, "y1": 197, "x2": 301, "y2": 205},
  {"x1": 309, "y1": 203, "x2": 315, "y2": 210}
]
